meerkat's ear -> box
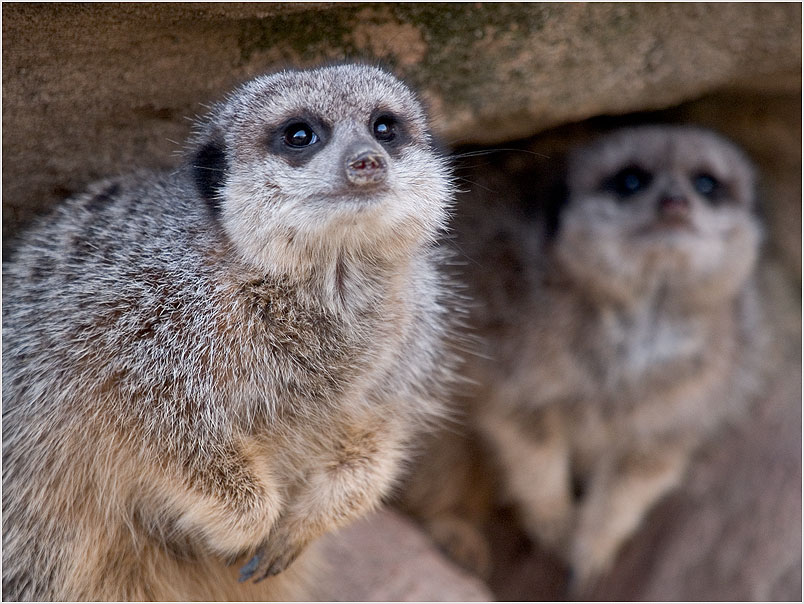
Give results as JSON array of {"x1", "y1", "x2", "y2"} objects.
[{"x1": 191, "y1": 129, "x2": 228, "y2": 214}]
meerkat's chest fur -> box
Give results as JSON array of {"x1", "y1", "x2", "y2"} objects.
[
  {"x1": 226, "y1": 260, "x2": 412, "y2": 420},
  {"x1": 590, "y1": 300, "x2": 709, "y2": 393},
  {"x1": 562, "y1": 288, "x2": 740, "y2": 453}
]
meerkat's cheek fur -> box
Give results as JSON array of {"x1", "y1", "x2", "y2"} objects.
[
  {"x1": 2, "y1": 63, "x2": 459, "y2": 601},
  {"x1": 223, "y1": 146, "x2": 452, "y2": 276},
  {"x1": 556, "y1": 208, "x2": 761, "y2": 306}
]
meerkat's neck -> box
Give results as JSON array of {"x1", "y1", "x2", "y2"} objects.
[
  {"x1": 587, "y1": 281, "x2": 732, "y2": 329},
  {"x1": 226, "y1": 237, "x2": 419, "y2": 316},
  {"x1": 316, "y1": 249, "x2": 403, "y2": 313}
]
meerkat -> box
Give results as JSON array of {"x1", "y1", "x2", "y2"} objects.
[
  {"x1": 405, "y1": 125, "x2": 768, "y2": 593},
  {"x1": 2, "y1": 63, "x2": 458, "y2": 601}
]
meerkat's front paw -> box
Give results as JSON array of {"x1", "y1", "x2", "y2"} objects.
[{"x1": 238, "y1": 532, "x2": 305, "y2": 583}]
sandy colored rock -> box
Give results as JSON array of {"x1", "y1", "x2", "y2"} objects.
[{"x1": 316, "y1": 509, "x2": 493, "y2": 602}]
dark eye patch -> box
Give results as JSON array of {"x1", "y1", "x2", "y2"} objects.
[
  {"x1": 603, "y1": 165, "x2": 653, "y2": 199},
  {"x1": 369, "y1": 109, "x2": 410, "y2": 156},
  {"x1": 691, "y1": 172, "x2": 728, "y2": 204},
  {"x1": 268, "y1": 114, "x2": 331, "y2": 167},
  {"x1": 283, "y1": 122, "x2": 319, "y2": 148},
  {"x1": 373, "y1": 115, "x2": 397, "y2": 143}
]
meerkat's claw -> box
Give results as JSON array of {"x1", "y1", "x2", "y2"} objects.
[
  {"x1": 239, "y1": 539, "x2": 304, "y2": 583},
  {"x1": 259, "y1": 548, "x2": 301, "y2": 581},
  {"x1": 238, "y1": 554, "x2": 261, "y2": 583}
]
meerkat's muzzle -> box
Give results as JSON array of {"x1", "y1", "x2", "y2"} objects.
[{"x1": 345, "y1": 149, "x2": 388, "y2": 186}]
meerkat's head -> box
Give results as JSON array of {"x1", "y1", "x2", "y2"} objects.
[
  {"x1": 189, "y1": 64, "x2": 452, "y2": 275},
  {"x1": 554, "y1": 126, "x2": 761, "y2": 307}
]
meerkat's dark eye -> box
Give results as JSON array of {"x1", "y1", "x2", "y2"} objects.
[
  {"x1": 605, "y1": 165, "x2": 652, "y2": 198},
  {"x1": 692, "y1": 173, "x2": 721, "y2": 200},
  {"x1": 283, "y1": 123, "x2": 319, "y2": 148},
  {"x1": 373, "y1": 116, "x2": 397, "y2": 142}
]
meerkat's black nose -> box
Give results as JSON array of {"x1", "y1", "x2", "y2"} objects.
[{"x1": 345, "y1": 150, "x2": 387, "y2": 186}]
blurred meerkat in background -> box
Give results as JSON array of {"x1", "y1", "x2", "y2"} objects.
[{"x1": 403, "y1": 125, "x2": 770, "y2": 594}]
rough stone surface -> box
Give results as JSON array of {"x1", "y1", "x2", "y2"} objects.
[
  {"x1": 2, "y1": 3, "x2": 801, "y2": 251},
  {"x1": 316, "y1": 509, "x2": 493, "y2": 602}
]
